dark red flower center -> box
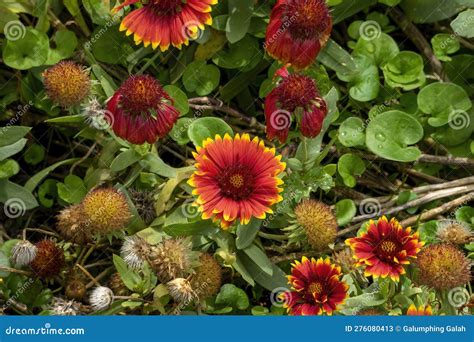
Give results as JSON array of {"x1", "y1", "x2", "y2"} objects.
[
  {"x1": 276, "y1": 74, "x2": 318, "y2": 111},
  {"x1": 118, "y1": 75, "x2": 166, "y2": 115},
  {"x1": 149, "y1": 0, "x2": 183, "y2": 16},
  {"x1": 285, "y1": 0, "x2": 331, "y2": 40},
  {"x1": 217, "y1": 165, "x2": 254, "y2": 200},
  {"x1": 376, "y1": 239, "x2": 401, "y2": 261},
  {"x1": 308, "y1": 282, "x2": 322, "y2": 295}
]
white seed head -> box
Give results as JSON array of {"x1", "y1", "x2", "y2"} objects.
[
  {"x1": 89, "y1": 286, "x2": 114, "y2": 311},
  {"x1": 120, "y1": 235, "x2": 151, "y2": 270},
  {"x1": 50, "y1": 297, "x2": 81, "y2": 316},
  {"x1": 10, "y1": 240, "x2": 37, "y2": 267},
  {"x1": 166, "y1": 278, "x2": 196, "y2": 304}
]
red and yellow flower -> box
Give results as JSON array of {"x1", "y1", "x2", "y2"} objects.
[
  {"x1": 265, "y1": 0, "x2": 332, "y2": 69},
  {"x1": 407, "y1": 304, "x2": 432, "y2": 316},
  {"x1": 282, "y1": 257, "x2": 349, "y2": 315},
  {"x1": 346, "y1": 216, "x2": 424, "y2": 282},
  {"x1": 188, "y1": 133, "x2": 285, "y2": 229},
  {"x1": 115, "y1": 0, "x2": 217, "y2": 51},
  {"x1": 265, "y1": 67, "x2": 327, "y2": 143},
  {"x1": 106, "y1": 75, "x2": 179, "y2": 145}
]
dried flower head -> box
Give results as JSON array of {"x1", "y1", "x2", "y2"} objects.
[
  {"x1": 10, "y1": 240, "x2": 37, "y2": 267},
  {"x1": 121, "y1": 235, "x2": 151, "y2": 270},
  {"x1": 82, "y1": 188, "x2": 132, "y2": 234},
  {"x1": 167, "y1": 278, "x2": 196, "y2": 304},
  {"x1": 149, "y1": 237, "x2": 199, "y2": 283},
  {"x1": 191, "y1": 253, "x2": 223, "y2": 300},
  {"x1": 416, "y1": 243, "x2": 471, "y2": 290},
  {"x1": 129, "y1": 189, "x2": 157, "y2": 225},
  {"x1": 436, "y1": 220, "x2": 473, "y2": 245},
  {"x1": 333, "y1": 248, "x2": 357, "y2": 273},
  {"x1": 65, "y1": 279, "x2": 87, "y2": 301},
  {"x1": 89, "y1": 286, "x2": 114, "y2": 311},
  {"x1": 56, "y1": 205, "x2": 91, "y2": 245},
  {"x1": 43, "y1": 61, "x2": 91, "y2": 107},
  {"x1": 50, "y1": 298, "x2": 82, "y2": 316},
  {"x1": 30, "y1": 240, "x2": 65, "y2": 278},
  {"x1": 108, "y1": 273, "x2": 130, "y2": 297},
  {"x1": 292, "y1": 199, "x2": 338, "y2": 251}
]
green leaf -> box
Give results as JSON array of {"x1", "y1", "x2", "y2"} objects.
[
  {"x1": 82, "y1": 0, "x2": 114, "y2": 25},
  {"x1": 23, "y1": 144, "x2": 45, "y2": 165},
  {"x1": 338, "y1": 55, "x2": 379, "y2": 102},
  {"x1": 339, "y1": 117, "x2": 366, "y2": 147},
  {"x1": 354, "y1": 32, "x2": 399, "y2": 67},
  {"x1": 182, "y1": 61, "x2": 220, "y2": 96},
  {"x1": 0, "y1": 159, "x2": 19, "y2": 179},
  {"x1": 113, "y1": 254, "x2": 142, "y2": 292},
  {"x1": 226, "y1": 0, "x2": 254, "y2": 43},
  {"x1": 418, "y1": 83, "x2": 472, "y2": 127},
  {"x1": 188, "y1": 117, "x2": 233, "y2": 147},
  {"x1": 0, "y1": 179, "x2": 38, "y2": 209},
  {"x1": 338, "y1": 153, "x2": 366, "y2": 187},
  {"x1": 237, "y1": 251, "x2": 287, "y2": 290},
  {"x1": 242, "y1": 244, "x2": 273, "y2": 276},
  {"x1": 37, "y1": 179, "x2": 58, "y2": 208},
  {"x1": 170, "y1": 118, "x2": 193, "y2": 145},
  {"x1": 431, "y1": 33, "x2": 460, "y2": 62},
  {"x1": 0, "y1": 138, "x2": 27, "y2": 161},
  {"x1": 456, "y1": 206, "x2": 474, "y2": 224},
  {"x1": 110, "y1": 149, "x2": 142, "y2": 172},
  {"x1": 90, "y1": 24, "x2": 134, "y2": 65},
  {"x1": 57, "y1": 174, "x2": 87, "y2": 204},
  {"x1": 236, "y1": 218, "x2": 261, "y2": 250},
  {"x1": 163, "y1": 221, "x2": 218, "y2": 236},
  {"x1": 401, "y1": 0, "x2": 466, "y2": 23},
  {"x1": 366, "y1": 110, "x2": 424, "y2": 162},
  {"x1": 213, "y1": 35, "x2": 261, "y2": 69},
  {"x1": 382, "y1": 51, "x2": 426, "y2": 90},
  {"x1": 0, "y1": 251, "x2": 11, "y2": 277},
  {"x1": 318, "y1": 38, "x2": 356, "y2": 76},
  {"x1": 0, "y1": 126, "x2": 31, "y2": 146},
  {"x1": 163, "y1": 85, "x2": 189, "y2": 115},
  {"x1": 215, "y1": 284, "x2": 249, "y2": 310},
  {"x1": 450, "y1": 9, "x2": 474, "y2": 38},
  {"x1": 335, "y1": 199, "x2": 357, "y2": 226},
  {"x1": 24, "y1": 158, "x2": 80, "y2": 192},
  {"x1": 3, "y1": 28, "x2": 49, "y2": 70},
  {"x1": 46, "y1": 29, "x2": 78, "y2": 64}
]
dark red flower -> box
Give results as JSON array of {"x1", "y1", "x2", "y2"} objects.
[
  {"x1": 283, "y1": 257, "x2": 348, "y2": 315},
  {"x1": 107, "y1": 75, "x2": 179, "y2": 145},
  {"x1": 265, "y1": 0, "x2": 332, "y2": 69},
  {"x1": 265, "y1": 67, "x2": 327, "y2": 143},
  {"x1": 30, "y1": 240, "x2": 65, "y2": 278},
  {"x1": 346, "y1": 216, "x2": 424, "y2": 282},
  {"x1": 115, "y1": 0, "x2": 217, "y2": 51}
]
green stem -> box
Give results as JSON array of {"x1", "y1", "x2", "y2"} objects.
[{"x1": 258, "y1": 232, "x2": 288, "y2": 241}]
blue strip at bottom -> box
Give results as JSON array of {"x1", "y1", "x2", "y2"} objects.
[{"x1": 0, "y1": 316, "x2": 472, "y2": 342}]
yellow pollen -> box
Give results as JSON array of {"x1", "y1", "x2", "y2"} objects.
[
  {"x1": 229, "y1": 174, "x2": 244, "y2": 188},
  {"x1": 380, "y1": 241, "x2": 397, "y2": 253},
  {"x1": 308, "y1": 282, "x2": 322, "y2": 294}
]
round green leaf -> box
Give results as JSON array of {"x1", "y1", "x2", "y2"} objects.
[
  {"x1": 0, "y1": 159, "x2": 20, "y2": 179},
  {"x1": 188, "y1": 117, "x2": 233, "y2": 147},
  {"x1": 431, "y1": 33, "x2": 460, "y2": 62},
  {"x1": 417, "y1": 82, "x2": 472, "y2": 127},
  {"x1": 3, "y1": 28, "x2": 49, "y2": 70},
  {"x1": 23, "y1": 144, "x2": 45, "y2": 165},
  {"x1": 182, "y1": 61, "x2": 220, "y2": 96},
  {"x1": 90, "y1": 25, "x2": 134, "y2": 65},
  {"x1": 46, "y1": 29, "x2": 78, "y2": 65},
  {"x1": 338, "y1": 153, "x2": 366, "y2": 187},
  {"x1": 382, "y1": 51, "x2": 426, "y2": 90},
  {"x1": 163, "y1": 85, "x2": 189, "y2": 115},
  {"x1": 335, "y1": 199, "x2": 357, "y2": 226},
  {"x1": 366, "y1": 110, "x2": 424, "y2": 162},
  {"x1": 450, "y1": 9, "x2": 474, "y2": 38},
  {"x1": 213, "y1": 35, "x2": 260, "y2": 69}
]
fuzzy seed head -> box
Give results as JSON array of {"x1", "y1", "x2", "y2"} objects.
[
  {"x1": 129, "y1": 189, "x2": 156, "y2": 225},
  {"x1": 167, "y1": 278, "x2": 196, "y2": 304},
  {"x1": 90, "y1": 286, "x2": 114, "y2": 311},
  {"x1": 294, "y1": 199, "x2": 338, "y2": 251},
  {"x1": 436, "y1": 220, "x2": 473, "y2": 245},
  {"x1": 43, "y1": 61, "x2": 90, "y2": 107},
  {"x1": 30, "y1": 240, "x2": 65, "y2": 278},
  {"x1": 56, "y1": 205, "x2": 91, "y2": 245},
  {"x1": 149, "y1": 237, "x2": 199, "y2": 283},
  {"x1": 121, "y1": 235, "x2": 151, "y2": 270},
  {"x1": 417, "y1": 243, "x2": 471, "y2": 290},
  {"x1": 191, "y1": 253, "x2": 223, "y2": 300},
  {"x1": 333, "y1": 248, "x2": 357, "y2": 273},
  {"x1": 10, "y1": 240, "x2": 37, "y2": 267},
  {"x1": 65, "y1": 279, "x2": 87, "y2": 301},
  {"x1": 82, "y1": 188, "x2": 132, "y2": 234}
]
